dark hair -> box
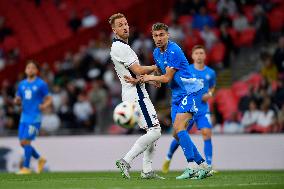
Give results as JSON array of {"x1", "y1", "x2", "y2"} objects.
[
  {"x1": 108, "y1": 13, "x2": 126, "y2": 27},
  {"x1": 152, "y1": 22, "x2": 168, "y2": 32},
  {"x1": 191, "y1": 45, "x2": 206, "y2": 54},
  {"x1": 26, "y1": 60, "x2": 40, "y2": 70}
]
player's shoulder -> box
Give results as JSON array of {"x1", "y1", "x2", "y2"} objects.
[
  {"x1": 168, "y1": 41, "x2": 183, "y2": 53},
  {"x1": 205, "y1": 66, "x2": 216, "y2": 75},
  {"x1": 18, "y1": 79, "x2": 27, "y2": 87},
  {"x1": 153, "y1": 47, "x2": 160, "y2": 56},
  {"x1": 111, "y1": 38, "x2": 129, "y2": 49},
  {"x1": 35, "y1": 77, "x2": 47, "y2": 85}
]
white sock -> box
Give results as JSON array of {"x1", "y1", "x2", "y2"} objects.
[
  {"x1": 143, "y1": 142, "x2": 156, "y2": 173},
  {"x1": 187, "y1": 161, "x2": 198, "y2": 170},
  {"x1": 123, "y1": 127, "x2": 161, "y2": 164},
  {"x1": 199, "y1": 162, "x2": 209, "y2": 169}
]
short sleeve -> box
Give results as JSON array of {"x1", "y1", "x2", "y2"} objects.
[
  {"x1": 40, "y1": 81, "x2": 49, "y2": 98},
  {"x1": 167, "y1": 49, "x2": 182, "y2": 70},
  {"x1": 112, "y1": 44, "x2": 138, "y2": 68},
  {"x1": 209, "y1": 70, "x2": 216, "y2": 88},
  {"x1": 16, "y1": 83, "x2": 22, "y2": 98}
]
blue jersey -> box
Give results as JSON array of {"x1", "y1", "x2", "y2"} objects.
[
  {"x1": 16, "y1": 77, "x2": 49, "y2": 123},
  {"x1": 188, "y1": 64, "x2": 216, "y2": 114},
  {"x1": 153, "y1": 41, "x2": 203, "y2": 105}
]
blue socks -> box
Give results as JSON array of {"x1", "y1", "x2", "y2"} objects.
[
  {"x1": 177, "y1": 130, "x2": 195, "y2": 162},
  {"x1": 23, "y1": 145, "x2": 33, "y2": 168},
  {"x1": 167, "y1": 139, "x2": 179, "y2": 159},
  {"x1": 23, "y1": 145, "x2": 40, "y2": 168},
  {"x1": 204, "y1": 139, "x2": 212, "y2": 165},
  {"x1": 32, "y1": 146, "x2": 40, "y2": 159}
]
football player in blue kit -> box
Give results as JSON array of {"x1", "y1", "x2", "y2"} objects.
[
  {"x1": 14, "y1": 61, "x2": 52, "y2": 174},
  {"x1": 162, "y1": 45, "x2": 216, "y2": 175},
  {"x1": 126, "y1": 23, "x2": 211, "y2": 179}
]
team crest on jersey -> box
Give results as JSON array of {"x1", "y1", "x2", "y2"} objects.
[
  {"x1": 32, "y1": 86, "x2": 38, "y2": 91},
  {"x1": 206, "y1": 74, "x2": 210, "y2": 80}
]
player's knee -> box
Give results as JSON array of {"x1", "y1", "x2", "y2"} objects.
[
  {"x1": 20, "y1": 140, "x2": 31, "y2": 146},
  {"x1": 201, "y1": 129, "x2": 212, "y2": 140}
]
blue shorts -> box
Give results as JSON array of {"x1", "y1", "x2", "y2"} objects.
[
  {"x1": 187, "y1": 113, "x2": 212, "y2": 131},
  {"x1": 171, "y1": 90, "x2": 212, "y2": 131},
  {"x1": 18, "y1": 122, "x2": 40, "y2": 141}
]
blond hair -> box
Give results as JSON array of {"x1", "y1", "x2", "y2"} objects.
[{"x1": 108, "y1": 13, "x2": 126, "y2": 27}]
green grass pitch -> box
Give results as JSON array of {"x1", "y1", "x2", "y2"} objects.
[{"x1": 1, "y1": 170, "x2": 284, "y2": 189}]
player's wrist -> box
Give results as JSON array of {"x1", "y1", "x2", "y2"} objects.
[{"x1": 208, "y1": 91, "x2": 213, "y2": 97}]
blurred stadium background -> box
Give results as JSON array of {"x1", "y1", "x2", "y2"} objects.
[{"x1": 0, "y1": 0, "x2": 284, "y2": 173}]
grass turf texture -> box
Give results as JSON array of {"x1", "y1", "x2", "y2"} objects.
[{"x1": 0, "y1": 171, "x2": 284, "y2": 189}]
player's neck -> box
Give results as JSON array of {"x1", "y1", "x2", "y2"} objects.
[
  {"x1": 27, "y1": 76, "x2": 37, "y2": 82},
  {"x1": 116, "y1": 35, "x2": 128, "y2": 44},
  {"x1": 159, "y1": 41, "x2": 169, "y2": 52},
  {"x1": 194, "y1": 63, "x2": 205, "y2": 70}
]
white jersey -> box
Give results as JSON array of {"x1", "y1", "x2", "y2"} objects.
[
  {"x1": 110, "y1": 38, "x2": 149, "y2": 102},
  {"x1": 110, "y1": 38, "x2": 159, "y2": 129}
]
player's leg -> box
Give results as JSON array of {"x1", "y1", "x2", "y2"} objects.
[
  {"x1": 141, "y1": 141, "x2": 165, "y2": 179},
  {"x1": 17, "y1": 123, "x2": 46, "y2": 174},
  {"x1": 175, "y1": 95, "x2": 209, "y2": 179},
  {"x1": 162, "y1": 105, "x2": 180, "y2": 173},
  {"x1": 116, "y1": 98, "x2": 161, "y2": 179},
  {"x1": 196, "y1": 114, "x2": 213, "y2": 166}
]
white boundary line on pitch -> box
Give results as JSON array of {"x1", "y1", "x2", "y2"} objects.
[{"x1": 109, "y1": 182, "x2": 283, "y2": 189}]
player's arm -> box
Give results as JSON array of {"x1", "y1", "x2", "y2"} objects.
[
  {"x1": 14, "y1": 83, "x2": 22, "y2": 105},
  {"x1": 129, "y1": 63, "x2": 157, "y2": 75},
  {"x1": 202, "y1": 87, "x2": 215, "y2": 102},
  {"x1": 124, "y1": 67, "x2": 162, "y2": 87},
  {"x1": 142, "y1": 66, "x2": 176, "y2": 83},
  {"x1": 39, "y1": 95, "x2": 52, "y2": 111}
]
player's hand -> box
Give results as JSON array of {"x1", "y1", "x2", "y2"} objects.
[
  {"x1": 39, "y1": 104, "x2": 48, "y2": 111},
  {"x1": 202, "y1": 93, "x2": 212, "y2": 102},
  {"x1": 141, "y1": 74, "x2": 151, "y2": 82},
  {"x1": 124, "y1": 75, "x2": 141, "y2": 85},
  {"x1": 14, "y1": 97, "x2": 21, "y2": 105}
]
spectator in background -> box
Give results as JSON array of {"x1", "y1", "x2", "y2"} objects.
[
  {"x1": 220, "y1": 24, "x2": 234, "y2": 68},
  {"x1": 223, "y1": 112, "x2": 244, "y2": 134},
  {"x1": 58, "y1": 95, "x2": 74, "y2": 129},
  {"x1": 277, "y1": 104, "x2": 284, "y2": 132},
  {"x1": 192, "y1": 6, "x2": 214, "y2": 30},
  {"x1": 217, "y1": 0, "x2": 237, "y2": 16},
  {"x1": 251, "y1": 97, "x2": 276, "y2": 133},
  {"x1": 168, "y1": 20, "x2": 185, "y2": 44},
  {"x1": 73, "y1": 91, "x2": 94, "y2": 131},
  {"x1": 273, "y1": 79, "x2": 284, "y2": 108},
  {"x1": 200, "y1": 25, "x2": 217, "y2": 50},
  {"x1": 88, "y1": 80, "x2": 108, "y2": 132},
  {"x1": 238, "y1": 85, "x2": 257, "y2": 113},
  {"x1": 0, "y1": 16, "x2": 13, "y2": 42},
  {"x1": 216, "y1": 8, "x2": 232, "y2": 28},
  {"x1": 82, "y1": 9, "x2": 99, "y2": 28},
  {"x1": 68, "y1": 11, "x2": 81, "y2": 33},
  {"x1": 131, "y1": 33, "x2": 153, "y2": 57},
  {"x1": 41, "y1": 106, "x2": 60, "y2": 135},
  {"x1": 253, "y1": 5, "x2": 270, "y2": 44},
  {"x1": 173, "y1": 0, "x2": 191, "y2": 17},
  {"x1": 260, "y1": 54, "x2": 278, "y2": 83},
  {"x1": 273, "y1": 36, "x2": 284, "y2": 79},
  {"x1": 189, "y1": 0, "x2": 206, "y2": 14},
  {"x1": 233, "y1": 11, "x2": 249, "y2": 32},
  {"x1": 241, "y1": 100, "x2": 260, "y2": 129}
]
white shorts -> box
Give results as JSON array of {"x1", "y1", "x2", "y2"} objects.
[{"x1": 134, "y1": 97, "x2": 160, "y2": 130}]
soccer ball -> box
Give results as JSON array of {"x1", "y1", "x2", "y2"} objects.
[{"x1": 113, "y1": 101, "x2": 138, "y2": 128}]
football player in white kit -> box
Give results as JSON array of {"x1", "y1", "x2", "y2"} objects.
[{"x1": 109, "y1": 13, "x2": 164, "y2": 180}]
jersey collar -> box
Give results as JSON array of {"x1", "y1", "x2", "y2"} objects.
[{"x1": 113, "y1": 38, "x2": 128, "y2": 45}]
